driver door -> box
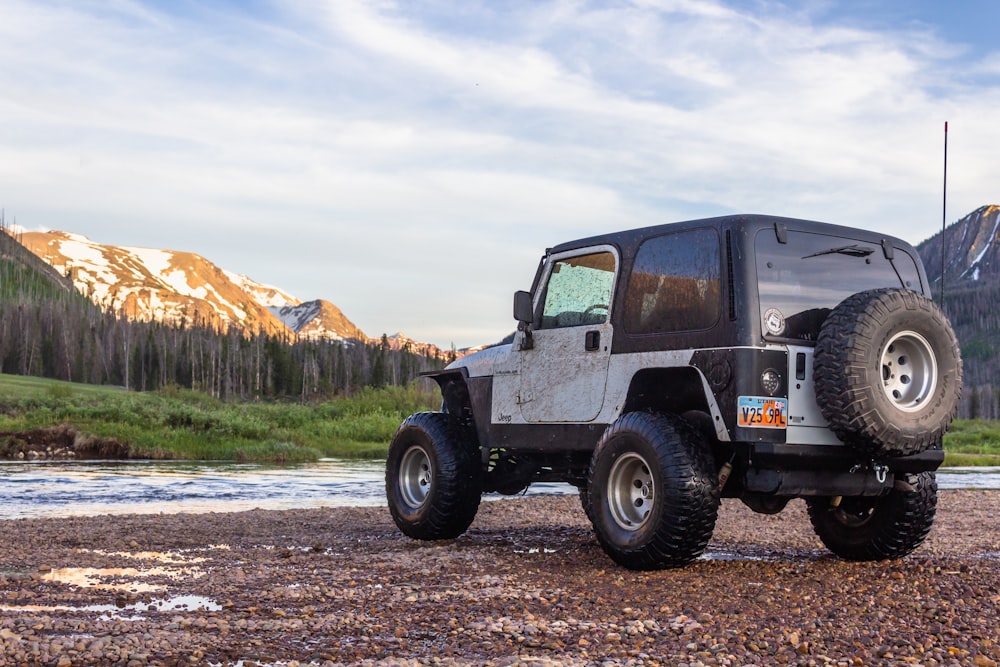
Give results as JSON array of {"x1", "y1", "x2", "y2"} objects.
[{"x1": 518, "y1": 248, "x2": 617, "y2": 423}]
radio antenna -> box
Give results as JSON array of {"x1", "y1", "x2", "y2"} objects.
[{"x1": 940, "y1": 121, "x2": 948, "y2": 307}]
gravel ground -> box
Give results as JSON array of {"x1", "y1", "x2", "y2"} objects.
[{"x1": 1, "y1": 490, "x2": 999, "y2": 666}]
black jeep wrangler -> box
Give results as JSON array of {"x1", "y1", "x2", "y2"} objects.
[{"x1": 386, "y1": 214, "x2": 962, "y2": 569}]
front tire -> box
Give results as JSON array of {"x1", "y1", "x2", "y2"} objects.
[
  {"x1": 386, "y1": 412, "x2": 481, "y2": 540},
  {"x1": 587, "y1": 412, "x2": 719, "y2": 570},
  {"x1": 806, "y1": 472, "x2": 937, "y2": 561}
]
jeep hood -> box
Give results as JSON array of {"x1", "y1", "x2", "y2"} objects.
[{"x1": 446, "y1": 343, "x2": 513, "y2": 378}]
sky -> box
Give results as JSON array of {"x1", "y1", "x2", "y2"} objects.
[{"x1": 1, "y1": 0, "x2": 998, "y2": 349}]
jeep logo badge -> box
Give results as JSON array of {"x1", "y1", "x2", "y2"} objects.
[{"x1": 764, "y1": 308, "x2": 786, "y2": 336}]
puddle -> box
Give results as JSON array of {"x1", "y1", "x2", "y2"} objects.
[
  {"x1": 1, "y1": 595, "x2": 221, "y2": 619},
  {"x1": 40, "y1": 565, "x2": 203, "y2": 593},
  {"x1": 6, "y1": 548, "x2": 224, "y2": 618},
  {"x1": 91, "y1": 549, "x2": 210, "y2": 564},
  {"x1": 699, "y1": 548, "x2": 771, "y2": 561},
  {"x1": 39, "y1": 548, "x2": 210, "y2": 593}
]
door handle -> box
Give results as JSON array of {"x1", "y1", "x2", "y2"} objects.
[{"x1": 585, "y1": 330, "x2": 600, "y2": 351}]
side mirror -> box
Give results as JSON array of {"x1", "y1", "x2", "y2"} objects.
[
  {"x1": 513, "y1": 290, "x2": 534, "y2": 324},
  {"x1": 513, "y1": 290, "x2": 535, "y2": 350}
]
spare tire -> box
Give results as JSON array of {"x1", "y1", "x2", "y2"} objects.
[{"x1": 814, "y1": 288, "x2": 962, "y2": 457}]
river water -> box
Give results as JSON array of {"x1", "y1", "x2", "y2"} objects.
[{"x1": 0, "y1": 460, "x2": 997, "y2": 520}]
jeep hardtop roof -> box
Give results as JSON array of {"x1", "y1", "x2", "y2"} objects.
[{"x1": 548, "y1": 213, "x2": 916, "y2": 259}]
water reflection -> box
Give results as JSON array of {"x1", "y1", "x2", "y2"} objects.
[
  {"x1": 0, "y1": 460, "x2": 995, "y2": 520},
  {"x1": 936, "y1": 466, "x2": 1000, "y2": 490},
  {"x1": 0, "y1": 459, "x2": 388, "y2": 519},
  {"x1": 41, "y1": 566, "x2": 186, "y2": 592}
]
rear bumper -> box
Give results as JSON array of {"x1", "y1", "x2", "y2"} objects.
[
  {"x1": 747, "y1": 442, "x2": 944, "y2": 473},
  {"x1": 738, "y1": 444, "x2": 943, "y2": 497}
]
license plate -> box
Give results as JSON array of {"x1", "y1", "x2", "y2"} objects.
[{"x1": 738, "y1": 396, "x2": 788, "y2": 429}]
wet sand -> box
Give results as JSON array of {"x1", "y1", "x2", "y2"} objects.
[{"x1": 1, "y1": 490, "x2": 999, "y2": 666}]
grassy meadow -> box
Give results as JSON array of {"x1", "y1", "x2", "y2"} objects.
[
  {"x1": 1, "y1": 373, "x2": 998, "y2": 465},
  {"x1": 939, "y1": 419, "x2": 1000, "y2": 466},
  {"x1": 0, "y1": 374, "x2": 439, "y2": 462}
]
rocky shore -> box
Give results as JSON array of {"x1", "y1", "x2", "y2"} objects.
[
  {"x1": 0, "y1": 425, "x2": 136, "y2": 460},
  {"x1": 1, "y1": 490, "x2": 999, "y2": 666}
]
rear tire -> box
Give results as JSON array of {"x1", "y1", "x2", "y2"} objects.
[
  {"x1": 587, "y1": 412, "x2": 719, "y2": 570},
  {"x1": 806, "y1": 472, "x2": 937, "y2": 561},
  {"x1": 386, "y1": 412, "x2": 481, "y2": 540}
]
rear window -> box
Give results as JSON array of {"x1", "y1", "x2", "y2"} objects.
[{"x1": 755, "y1": 230, "x2": 922, "y2": 341}]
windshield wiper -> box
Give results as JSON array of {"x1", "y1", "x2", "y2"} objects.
[{"x1": 802, "y1": 244, "x2": 875, "y2": 259}]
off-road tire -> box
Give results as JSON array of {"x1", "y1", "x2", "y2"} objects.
[
  {"x1": 386, "y1": 412, "x2": 481, "y2": 540},
  {"x1": 586, "y1": 411, "x2": 719, "y2": 570},
  {"x1": 806, "y1": 472, "x2": 937, "y2": 561},
  {"x1": 814, "y1": 288, "x2": 962, "y2": 457}
]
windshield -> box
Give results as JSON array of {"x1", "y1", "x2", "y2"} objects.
[{"x1": 755, "y1": 229, "x2": 922, "y2": 341}]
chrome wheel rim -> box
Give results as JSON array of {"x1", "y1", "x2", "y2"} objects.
[
  {"x1": 607, "y1": 452, "x2": 654, "y2": 531},
  {"x1": 399, "y1": 445, "x2": 432, "y2": 509},
  {"x1": 881, "y1": 330, "x2": 937, "y2": 412}
]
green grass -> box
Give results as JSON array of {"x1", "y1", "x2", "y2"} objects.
[
  {"x1": 0, "y1": 374, "x2": 439, "y2": 462},
  {"x1": 0, "y1": 374, "x2": 124, "y2": 399},
  {"x1": 942, "y1": 419, "x2": 1000, "y2": 467}
]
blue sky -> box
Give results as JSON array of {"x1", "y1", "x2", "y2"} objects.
[{"x1": 1, "y1": 0, "x2": 997, "y2": 348}]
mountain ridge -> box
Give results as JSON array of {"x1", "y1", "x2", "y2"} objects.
[
  {"x1": 16, "y1": 230, "x2": 455, "y2": 358},
  {"x1": 20, "y1": 231, "x2": 292, "y2": 338}
]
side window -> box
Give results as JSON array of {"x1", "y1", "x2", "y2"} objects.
[
  {"x1": 624, "y1": 228, "x2": 721, "y2": 334},
  {"x1": 539, "y1": 251, "x2": 616, "y2": 329}
]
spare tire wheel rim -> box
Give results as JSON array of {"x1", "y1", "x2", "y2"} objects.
[
  {"x1": 607, "y1": 452, "x2": 654, "y2": 531},
  {"x1": 880, "y1": 330, "x2": 938, "y2": 412}
]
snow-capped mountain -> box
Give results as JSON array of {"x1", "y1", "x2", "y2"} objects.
[
  {"x1": 19, "y1": 230, "x2": 367, "y2": 342},
  {"x1": 225, "y1": 270, "x2": 301, "y2": 310},
  {"x1": 273, "y1": 300, "x2": 367, "y2": 341}
]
